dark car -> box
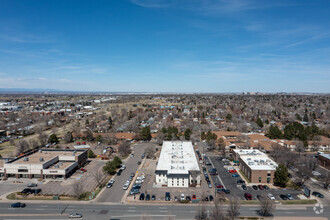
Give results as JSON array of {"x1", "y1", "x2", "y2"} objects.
[
  {"x1": 244, "y1": 193, "x2": 252, "y2": 200},
  {"x1": 252, "y1": 185, "x2": 258, "y2": 190},
  {"x1": 215, "y1": 184, "x2": 224, "y2": 188},
  {"x1": 280, "y1": 194, "x2": 288, "y2": 200},
  {"x1": 209, "y1": 195, "x2": 214, "y2": 201},
  {"x1": 151, "y1": 195, "x2": 156, "y2": 200},
  {"x1": 241, "y1": 184, "x2": 247, "y2": 190},
  {"x1": 141, "y1": 153, "x2": 145, "y2": 159},
  {"x1": 258, "y1": 185, "x2": 264, "y2": 190},
  {"x1": 237, "y1": 179, "x2": 246, "y2": 185},
  {"x1": 11, "y1": 202, "x2": 26, "y2": 208},
  {"x1": 33, "y1": 188, "x2": 41, "y2": 195},
  {"x1": 137, "y1": 161, "x2": 141, "y2": 165},
  {"x1": 217, "y1": 188, "x2": 230, "y2": 194},
  {"x1": 165, "y1": 192, "x2": 171, "y2": 201},
  {"x1": 21, "y1": 188, "x2": 31, "y2": 194},
  {"x1": 117, "y1": 169, "x2": 122, "y2": 176},
  {"x1": 186, "y1": 196, "x2": 191, "y2": 201},
  {"x1": 145, "y1": 194, "x2": 150, "y2": 200},
  {"x1": 204, "y1": 197, "x2": 209, "y2": 202},
  {"x1": 139, "y1": 193, "x2": 145, "y2": 200},
  {"x1": 312, "y1": 192, "x2": 324, "y2": 198},
  {"x1": 263, "y1": 185, "x2": 269, "y2": 190},
  {"x1": 130, "y1": 173, "x2": 135, "y2": 177}
]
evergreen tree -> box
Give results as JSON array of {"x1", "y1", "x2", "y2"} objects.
[
  {"x1": 141, "y1": 126, "x2": 151, "y2": 141},
  {"x1": 267, "y1": 125, "x2": 283, "y2": 139},
  {"x1": 303, "y1": 112, "x2": 309, "y2": 122},
  {"x1": 256, "y1": 118, "x2": 264, "y2": 128},
  {"x1": 226, "y1": 113, "x2": 233, "y2": 121},
  {"x1": 184, "y1": 128, "x2": 192, "y2": 140},
  {"x1": 274, "y1": 164, "x2": 289, "y2": 187},
  {"x1": 48, "y1": 134, "x2": 59, "y2": 144},
  {"x1": 88, "y1": 150, "x2": 95, "y2": 158}
]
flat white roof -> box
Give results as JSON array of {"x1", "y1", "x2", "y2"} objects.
[
  {"x1": 233, "y1": 149, "x2": 266, "y2": 157},
  {"x1": 241, "y1": 155, "x2": 278, "y2": 171},
  {"x1": 156, "y1": 141, "x2": 200, "y2": 174}
]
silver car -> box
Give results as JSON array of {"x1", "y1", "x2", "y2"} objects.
[{"x1": 68, "y1": 213, "x2": 82, "y2": 218}]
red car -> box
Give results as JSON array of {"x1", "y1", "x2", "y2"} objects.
[
  {"x1": 215, "y1": 184, "x2": 224, "y2": 188},
  {"x1": 258, "y1": 185, "x2": 264, "y2": 190},
  {"x1": 244, "y1": 193, "x2": 252, "y2": 200},
  {"x1": 80, "y1": 168, "x2": 87, "y2": 172},
  {"x1": 228, "y1": 170, "x2": 237, "y2": 173},
  {"x1": 192, "y1": 194, "x2": 197, "y2": 200}
]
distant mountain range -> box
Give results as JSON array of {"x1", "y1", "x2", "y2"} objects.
[{"x1": 0, "y1": 88, "x2": 62, "y2": 93}]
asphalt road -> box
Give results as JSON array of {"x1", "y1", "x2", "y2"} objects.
[
  {"x1": 208, "y1": 156, "x2": 303, "y2": 200},
  {"x1": 96, "y1": 143, "x2": 149, "y2": 203},
  {"x1": 0, "y1": 202, "x2": 329, "y2": 219}
]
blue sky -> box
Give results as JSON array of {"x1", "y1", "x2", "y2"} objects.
[{"x1": 0, "y1": 0, "x2": 329, "y2": 93}]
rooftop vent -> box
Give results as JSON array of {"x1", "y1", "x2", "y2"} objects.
[
  {"x1": 23, "y1": 157, "x2": 29, "y2": 161},
  {"x1": 39, "y1": 157, "x2": 44, "y2": 162},
  {"x1": 59, "y1": 162, "x2": 63, "y2": 166},
  {"x1": 54, "y1": 165, "x2": 59, "y2": 168}
]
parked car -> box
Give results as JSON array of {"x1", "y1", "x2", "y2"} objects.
[
  {"x1": 241, "y1": 185, "x2": 247, "y2": 190},
  {"x1": 263, "y1": 185, "x2": 269, "y2": 190},
  {"x1": 79, "y1": 168, "x2": 87, "y2": 172},
  {"x1": 186, "y1": 196, "x2": 191, "y2": 201},
  {"x1": 244, "y1": 193, "x2": 252, "y2": 200},
  {"x1": 232, "y1": 174, "x2": 239, "y2": 178},
  {"x1": 69, "y1": 213, "x2": 82, "y2": 218},
  {"x1": 11, "y1": 202, "x2": 26, "y2": 208},
  {"x1": 27, "y1": 183, "x2": 37, "y2": 187},
  {"x1": 208, "y1": 183, "x2": 212, "y2": 188},
  {"x1": 120, "y1": 165, "x2": 126, "y2": 170},
  {"x1": 151, "y1": 195, "x2": 156, "y2": 200},
  {"x1": 117, "y1": 170, "x2": 122, "y2": 176},
  {"x1": 180, "y1": 194, "x2": 185, "y2": 201},
  {"x1": 287, "y1": 194, "x2": 293, "y2": 200},
  {"x1": 165, "y1": 192, "x2": 171, "y2": 201},
  {"x1": 137, "y1": 161, "x2": 141, "y2": 165},
  {"x1": 139, "y1": 193, "x2": 145, "y2": 200},
  {"x1": 141, "y1": 153, "x2": 145, "y2": 159},
  {"x1": 252, "y1": 185, "x2": 258, "y2": 190},
  {"x1": 130, "y1": 173, "x2": 135, "y2": 177},
  {"x1": 280, "y1": 194, "x2": 288, "y2": 200},
  {"x1": 30, "y1": 188, "x2": 41, "y2": 195},
  {"x1": 192, "y1": 194, "x2": 197, "y2": 200},
  {"x1": 258, "y1": 185, "x2": 264, "y2": 190},
  {"x1": 312, "y1": 191, "x2": 324, "y2": 198},
  {"x1": 21, "y1": 188, "x2": 31, "y2": 194},
  {"x1": 268, "y1": 193, "x2": 275, "y2": 200},
  {"x1": 215, "y1": 184, "x2": 224, "y2": 188},
  {"x1": 217, "y1": 189, "x2": 230, "y2": 194},
  {"x1": 107, "y1": 182, "x2": 113, "y2": 188},
  {"x1": 145, "y1": 194, "x2": 150, "y2": 200},
  {"x1": 209, "y1": 195, "x2": 214, "y2": 201},
  {"x1": 257, "y1": 195, "x2": 263, "y2": 200},
  {"x1": 237, "y1": 179, "x2": 246, "y2": 185},
  {"x1": 123, "y1": 183, "x2": 129, "y2": 190},
  {"x1": 130, "y1": 189, "x2": 140, "y2": 195},
  {"x1": 229, "y1": 170, "x2": 237, "y2": 173}
]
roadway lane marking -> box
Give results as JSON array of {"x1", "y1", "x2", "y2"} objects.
[
  {"x1": 158, "y1": 207, "x2": 167, "y2": 209},
  {"x1": 128, "y1": 206, "x2": 137, "y2": 209},
  {"x1": 127, "y1": 210, "x2": 136, "y2": 212},
  {"x1": 159, "y1": 211, "x2": 168, "y2": 213}
]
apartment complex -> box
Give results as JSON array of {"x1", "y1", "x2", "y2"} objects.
[
  {"x1": 233, "y1": 149, "x2": 278, "y2": 184},
  {"x1": 155, "y1": 141, "x2": 201, "y2": 187},
  {"x1": 0, "y1": 149, "x2": 87, "y2": 179}
]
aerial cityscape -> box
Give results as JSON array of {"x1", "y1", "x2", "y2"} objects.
[{"x1": 0, "y1": 0, "x2": 329, "y2": 220}]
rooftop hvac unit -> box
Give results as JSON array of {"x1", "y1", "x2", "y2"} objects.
[
  {"x1": 23, "y1": 157, "x2": 29, "y2": 161},
  {"x1": 247, "y1": 158, "x2": 251, "y2": 160},
  {"x1": 54, "y1": 165, "x2": 59, "y2": 168},
  {"x1": 39, "y1": 157, "x2": 44, "y2": 162},
  {"x1": 59, "y1": 162, "x2": 63, "y2": 166},
  {"x1": 39, "y1": 149, "x2": 42, "y2": 153}
]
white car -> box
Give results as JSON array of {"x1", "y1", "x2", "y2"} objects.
[
  {"x1": 123, "y1": 184, "x2": 129, "y2": 190},
  {"x1": 135, "y1": 180, "x2": 142, "y2": 184},
  {"x1": 120, "y1": 165, "x2": 126, "y2": 170},
  {"x1": 268, "y1": 193, "x2": 275, "y2": 200},
  {"x1": 312, "y1": 171, "x2": 321, "y2": 176},
  {"x1": 180, "y1": 194, "x2": 185, "y2": 201},
  {"x1": 68, "y1": 213, "x2": 82, "y2": 218},
  {"x1": 109, "y1": 179, "x2": 115, "y2": 184}
]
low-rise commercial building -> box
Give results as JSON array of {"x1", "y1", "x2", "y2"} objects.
[
  {"x1": 0, "y1": 149, "x2": 87, "y2": 179},
  {"x1": 155, "y1": 141, "x2": 201, "y2": 187},
  {"x1": 233, "y1": 149, "x2": 278, "y2": 184}
]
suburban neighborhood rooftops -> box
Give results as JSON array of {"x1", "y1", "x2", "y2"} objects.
[{"x1": 156, "y1": 141, "x2": 200, "y2": 174}]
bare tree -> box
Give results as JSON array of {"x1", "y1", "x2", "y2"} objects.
[
  {"x1": 63, "y1": 131, "x2": 73, "y2": 143},
  {"x1": 38, "y1": 132, "x2": 48, "y2": 147},
  {"x1": 259, "y1": 195, "x2": 275, "y2": 216},
  {"x1": 29, "y1": 139, "x2": 39, "y2": 149},
  {"x1": 212, "y1": 198, "x2": 227, "y2": 220},
  {"x1": 295, "y1": 141, "x2": 305, "y2": 154},
  {"x1": 118, "y1": 141, "x2": 131, "y2": 156},
  {"x1": 144, "y1": 146, "x2": 156, "y2": 159},
  {"x1": 72, "y1": 180, "x2": 84, "y2": 199},
  {"x1": 227, "y1": 196, "x2": 240, "y2": 219},
  {"x1": 195, "y1": 203, "x2": 207, "y2": 220},
  {"x1": 16, "y1": 140, "x2": 30, "y2": 155},
  {"x1": 92, "y1": 169, "x2": 105, "y2": 187}
]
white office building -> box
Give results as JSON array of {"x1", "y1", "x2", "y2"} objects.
[{"x1": 155, "y1": 141, "x2": 201, "y2": 187}]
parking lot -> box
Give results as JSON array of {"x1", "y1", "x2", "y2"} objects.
[{"x1": 208, "y1": 155, "x2": 304, "y2": 201}]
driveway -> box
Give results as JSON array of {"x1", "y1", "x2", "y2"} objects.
[{"x1": 96, "y1": 142, "x2": 150, "y2": 202}]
